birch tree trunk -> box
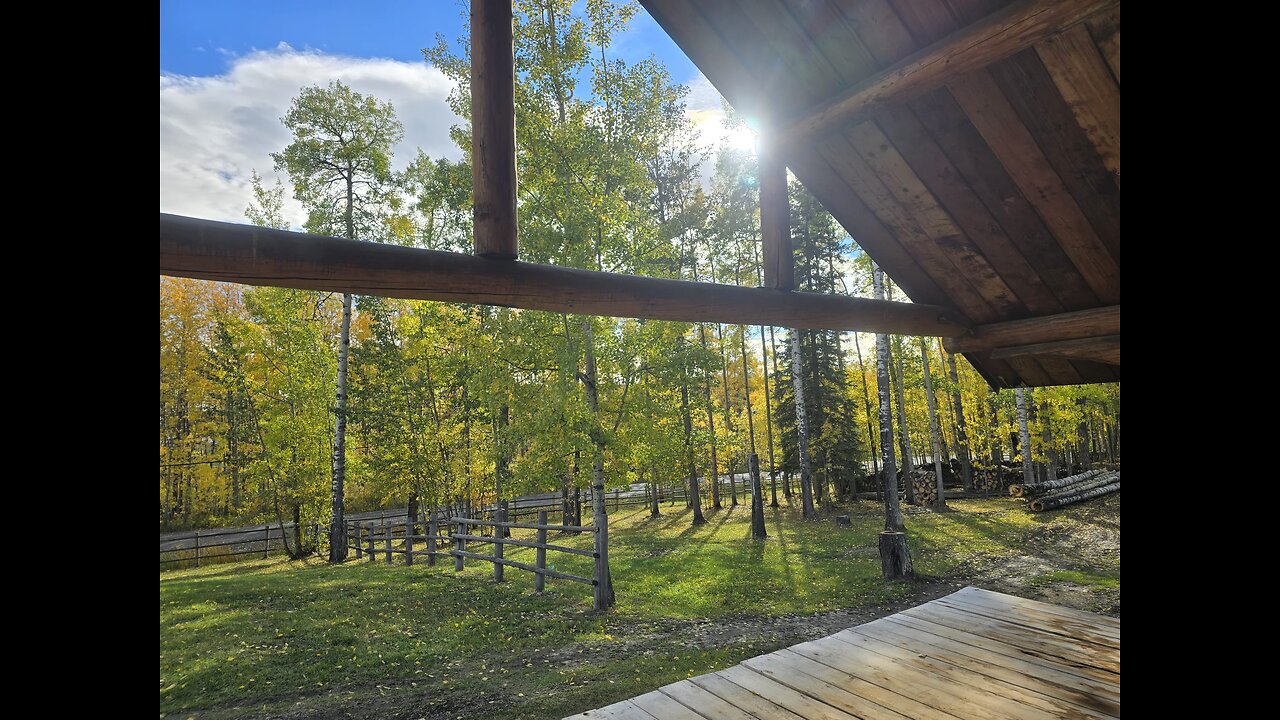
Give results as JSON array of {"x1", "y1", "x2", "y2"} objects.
[
  {"x1": 1041, "y1": 400, "x2": 1058, "y2": 480},
  {"x1": 716, "y1": 323, "x2": 738, "y2": 506},
  {"x1": 681, "y1": 356, "x2": 706, "y2": 526},
  {"x1": 328, "y1": 289, "x2": 351, "y2": 562},
  {"x1": 1016, "y1": 388, "x2": 1034, "y2": 485},
  {"x1": 770, "y1": 326, "x2": 792, "y2": 502},
  {"x1": 920, "y1": 338, "x2": 949, "y2": 511},
  {"x1": 891, "y1": 338, "x2": 915, "y2": 503},
  {"x1": 853, "y1": 332, "x2": 879, "y2": 478},
  {"x1": 873, "y1": 263, "x2": 911, "y2": 576},
  {"x1": 945, "y1": 349, "x2": 973, "y2": 492},
  {"x1": 581, "y1": 318, "x2": 614, "y2": 608},
  {"x1": 740, "y1": 326, "x2": 765, "y2": 535},
  {"x1": 790, "y1": 329, "x2": 817, "y2": 519},
  {"x1": 698, "y1": 324, "x2": 721, "y2": 509},
  {"x1": 760, "y1": 325, "x2": 780, "y2": 507}
]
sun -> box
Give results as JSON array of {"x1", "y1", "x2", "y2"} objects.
[{"x1": 724, "y1": 123, "x2": 758, "y2": 152}]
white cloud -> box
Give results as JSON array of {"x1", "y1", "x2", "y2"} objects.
[{"x1": 160, "y1": 44, "x2": 463, "y2": 226}]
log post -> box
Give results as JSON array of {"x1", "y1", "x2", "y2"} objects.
[
  {"x1": 455, "y1": 521, "x2": 465, "y2": 572},
  {"x1": 535, "y1": 510, "x2": 547, "y2": 593},
  {"x1": 355, "y1": 521, "x2": 363, "y2": 559},
  {"x1": 760, "y1": 137, "x2": 793, "y2": 290},
  {"x1": 367, "y1": 524, "x2": 376, "y2": 562},
  {"x1": 494, "y1": 504, "x2": 506, "y2": 582},
  {"x1": 385, "y1": 524, "x2": 392, "y2": 564},
  {"x1": 194, "y1": 529, "x2": 200, "y2": 568},
  {"x1": 405, "y1": 518, "x2": 414, "y2": 567},
  {"x1": 427, "y1": 515, "x2": 438, "y2": 567},
  {"x1": 592, "y1": 481, "x2": 613, "y2": 611},
  {"x1": 470, "y1": 0, "x2": 517, "y2": 259}
]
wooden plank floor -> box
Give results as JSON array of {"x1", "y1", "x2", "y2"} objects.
[{"x1": 565, "y1": 587, "x2": 1119, "y2": 719}]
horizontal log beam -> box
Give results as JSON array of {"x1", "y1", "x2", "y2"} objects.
[
  {"x1": 989, "y1": 335, "x2": 1120, "y2": 365},
  {"x1": 160, "y1": 214, "x2": 968, "y2": 336},
  {"x1": 776, "y1": 0, "x2": 1117, "y2": 147},
  {"x1": 945, "y1": 305, "x2": 1119, "y2": 353}
]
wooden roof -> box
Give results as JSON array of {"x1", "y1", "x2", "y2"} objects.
[{"x1": 642, "y1": 0, "x2": 1120, "y2": 387}]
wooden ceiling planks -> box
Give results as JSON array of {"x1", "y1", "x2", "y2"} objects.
[{"x1": 640, "y1": 0, "x2": 1120, "y2": 388}]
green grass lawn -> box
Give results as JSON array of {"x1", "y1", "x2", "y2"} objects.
[{"x1": 160, "y1": 495, "x2": 1119, "y2": 719}]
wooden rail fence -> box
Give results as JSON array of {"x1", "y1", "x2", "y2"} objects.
[{"x1": 341, "y1": 507, "x2": 610, "y2": 610}]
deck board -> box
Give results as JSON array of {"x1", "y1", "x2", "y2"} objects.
[{"x1": 565, "y1": 587, "x2": 1119, "y2": 719}]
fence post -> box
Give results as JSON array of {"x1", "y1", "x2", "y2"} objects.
[
  {"x1": 355, "y1": 522, "x2": 363, "y2": 558},
  {"x1": 368, "y1": 524, "x2": 376, "y2": 562},
  {"x1": 385, "y1": 524, "x2": 393, "y2": 564},
  {"x1": 494, "y1": 503, "x2": 506, "y2": 582},
  {"x1": 455, "y1": 520, "x2": 465, "y2": 572},
  {"x1": 427, "y1": 515, "x2": 437, "y2": 567},
  {"x1": 194, "y1": 529, "x2": 201, "y2": 568},
  {"x1": 263, "y1": 524, "x2": 270, "y2": 559},
  {"x1": 535, "y1": 510, "x2": 547, "y2": 593},
  {"x1": 593, "y1": 481, "x2": 612, "y2": 611},
  {"x1": 405, "y1": 517, "x2": 414, "y2": 567}
]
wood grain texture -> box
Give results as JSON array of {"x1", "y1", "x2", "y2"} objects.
[
  {"x1": 759, "y1": 140, "x2": 794, "y2": 290},
  {"x1": 160, "y1": 214, "x2": 967, "y2": 336},
  {"x1": 470, "y1": 0, "x2": 518, "y2": 258},
  {"x1": 565, "y1": 588, "x2": 1119, "y2": 720},
  {"x1": 946, "y1": 306, "x2": 1119, "y2": 352},
  {"x1": 778, "y1": 0, "x2": 1117, "y2": 145},
  {"x1": 1036, "y1": 24, "x2": 1121, "y2": 186},
  {"x1": 990, "y1": 335, "x2": 1120, "y2": 365},
  {"x1": 948, "y1": 69, "x2": 1120, "y2": 304}
]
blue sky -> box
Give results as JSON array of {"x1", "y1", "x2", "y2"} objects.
[
  {"x1": 160, "y1": 0, "x2": 695, "y2": 84},
  {"x1": 159, "y1": 1, "x2": 719, "y2": 225}
]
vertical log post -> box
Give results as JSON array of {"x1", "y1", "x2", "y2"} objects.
[
  {"x1": 494, "y1": 504, "x2": 506, "y2": 582},
  {"x1": 455, "y1": 521, "x2": 465, "y2": 572},
  {"x1": 194, "y1": 529, "x2": 200, "y2": 568},
  {"x1": 592, "y1": 484, "x2": 613, "y2": 611},
  {"x1": 535, "y1": 510, "x2": 547, "y2": 593},
  {"x1": 760, "y1": 137, "x2": 794, "y2": 290},
  {"x1": 427, "y1": 516, "x2": 438, "y2": 567},
  {"x1": 263, "y1": 524, "x2": 270, "y2": 559},
  {"x1": 405, "y1": 517, "x2": 414, "y2": 566},
  {"x1": 470, "y1": 0, "x2": 517, "y2": 259},
  {"x1": 385, "y1": 524, "x2": 392, "y2": 564},
  {"x1": 355, "y1": 521, "x2": 363, "y2": 559},
  {"x1": 367, "y1": 524, "x2": 376, "y2": 562}
]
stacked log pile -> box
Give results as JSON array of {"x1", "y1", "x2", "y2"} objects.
[
  {"x1": 1010, "y1": 469, "x2": 1120, "y2": 512},
  {"x1": 973, "y1": 464, "x2": 1020, "y2": 494},
  {"x1": 909, "y1": 469, "x2": 938, "y2": 506}
]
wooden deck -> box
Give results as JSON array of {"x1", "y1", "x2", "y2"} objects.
[{"x1": 565, "y1": 587, "x2": 1120, "y2": 719}]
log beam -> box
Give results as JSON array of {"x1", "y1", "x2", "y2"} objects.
[
  {"x1": 945, "y1": 306, "x2": 1119, "y2": 353},
  {"x1": 989, "y1": 335, "x2": 1120, "y2": 365},
  {"x1": 160, "y1": 213, "x2": 967, "y2": 336},
  {"x1": 776, "y1": 0, "x2": 1118, "y2": 148},
  {"x1": 470, "y1": 0, "x2": 518, "y2": 259},
  {"x1": 759, "y1": 138, "x2": 794, "y2": 290}
]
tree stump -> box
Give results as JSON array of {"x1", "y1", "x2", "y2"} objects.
[
  {"x1": 878, "y1": 531, "x2": 913, "y2": 578},
  {"x1": 835, "y1": 515, "x2": 851, "y2": 527}
]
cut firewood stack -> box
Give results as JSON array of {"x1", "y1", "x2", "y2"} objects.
[
  {"x1": 973, "y1": 464, "x2": 1020, "y2": 494},
  {"x1": 909, "y1": 469, "x2": 938, "y2": 506},
  {"x1": 1010, "y1": 469, "x2": 1121, "y2": 512}
]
